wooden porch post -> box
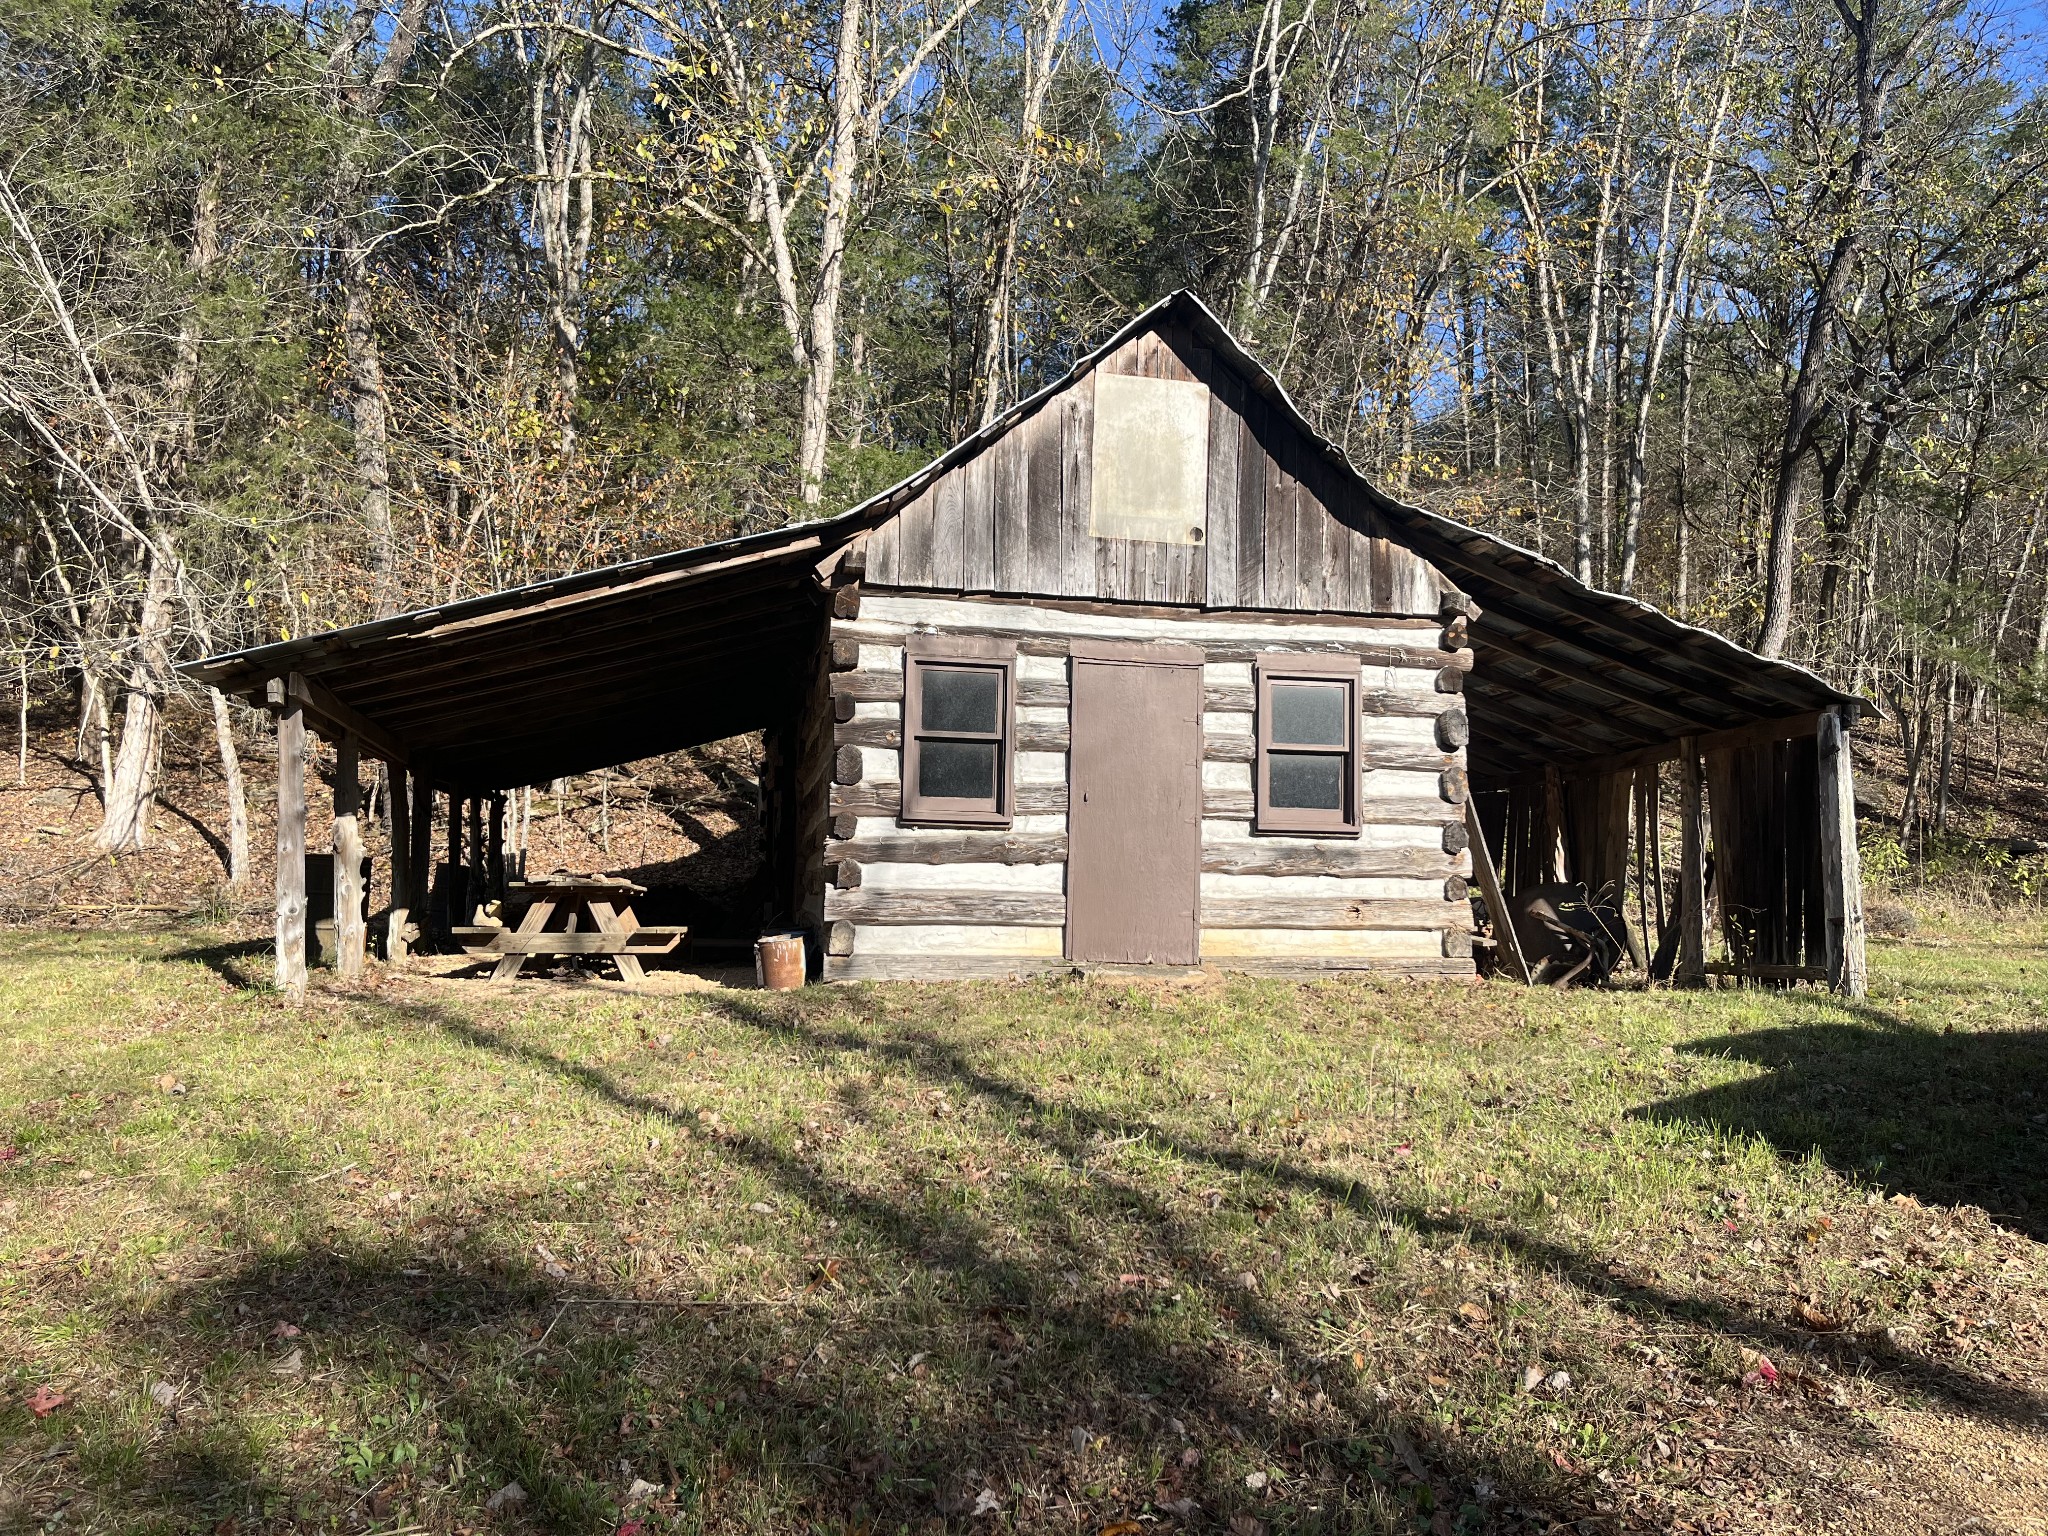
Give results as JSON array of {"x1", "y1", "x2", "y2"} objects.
[
  {"x1": 273, "y1": 676, "x2": 307, "y2": 1000},
  {"x1": 488, "y1": 793, "x2": 506, "y2": 902},
  {"x1": 1818, "y1": 709, "x2": 1868, "y2": 997},
  {"x1": 387, "y1": 764, "x2": 411, "y2": 961},
  {"x1": 408, "y1": 766, "x2": 433, "y2": 955},
  {"x1": 333, "y1": 733, "x2": 366, "y2": 981},
  {"x1": 446, "y1": 791, "x2": 465, "y2": 940},
  {"x1": 1677, "y1": 736, "x2": 1707, "y2": 987},
  {"x1": 466, "y1": 796, "x2": 485, "y2": 918}
]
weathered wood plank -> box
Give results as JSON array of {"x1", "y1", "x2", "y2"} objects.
[
  {"x1": 894, "y1": 485, "x2": 935, "y2": 587},
  {"x1": 1236, "y1": 396, "x2": 1267, "y2": 605},
  {"x1": 963, "y1": 437, "x2": 995, "y2": 589},
  {"x1": 994, "y1": 409, "x2": 1029, "y2": 592},
  {"x1": 1203, "y1": 371, "x2": 1241, "y2": 607},
  {"x1": 1266, "y1": 422, "x2": 1297, "y2": 609},
  {"x1": 1200, "y1": 927, "x2": 1445, "y2": 959},
  {"x1": 932, "y1": 467, "x2": 966, "y2": 591},
  {"x1": 1060, "y1": 371, "x2": 1095, "y2": 598},
  {"x1": 1198, "y1": 896, "x2": 1472, "y2": 931},
  {"x1": 1200, "y1": 843, "x2": 1456, "y2": 878},
  {"x1": 836, "y1": 716, "x2": 1069, "y2": 752},
  {"x1": 824, "y1": 955, "x2": 1068, "y2": 982},
  {"x1": 835, "y1": 831, "x2": 1068, "y2": 865},
  {"x1": 1024, "y1": 401, "x2": 1064, "y2": 595},
  {"x1": 825, "y1": 890, "x2": 1066, "y2": 925},
  {"x1": 1677, "y1": 737, "x2": 1708, "y2": 986}
]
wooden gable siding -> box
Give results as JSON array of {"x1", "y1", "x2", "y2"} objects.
[{"x1": 865, "y1": 321, "x2": 1444, "y2": 616}]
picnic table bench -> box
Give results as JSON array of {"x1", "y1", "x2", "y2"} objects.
[{"x1": 455, "y1": 874, "x2": 684, "y2": 982}]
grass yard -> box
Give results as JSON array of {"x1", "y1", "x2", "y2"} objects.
[{"x1": 1, "y1": 925, "x2": 2044, "y2": 1536}]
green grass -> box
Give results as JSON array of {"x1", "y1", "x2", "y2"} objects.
[{"x1": 1, "y1": 923, "x2": 2044, "y2": 1535}]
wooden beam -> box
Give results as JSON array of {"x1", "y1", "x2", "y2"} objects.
[
  {"x1": 1817, "y1": 708, "x2": 1867, "y2": 997},
  {"x1": 284, "y1": 673, "x2": 408, "y2": 767},
  {"x1": 1474, "y1": 710, "x2": 1832, "y2": 783},
  {"x1": 387, "y1": 763, "x2": 411, "y2": 962},
  {"x1": 273, "y1": 679, "x2": 307, "y2": 1000},
  {"x1": 332, "y1": 733, "x2": 366, "y2": 982},
  {"x1": 1464, "y1": 800, "x2": 1529, "y2": 984},
  {"x1": 407, "y1": 764, "x2": 433, "y2": 956},
  {"x1": 1475, "y1": 628, "x2": 1700, "y2": 732},
  {"x1": 1677, "y1": 737, "x2": 1707, "y2": 988}
]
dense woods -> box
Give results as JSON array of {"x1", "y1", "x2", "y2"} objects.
[{"x1": 5, "y1": 0, "x2": 2048, "y2": 863}]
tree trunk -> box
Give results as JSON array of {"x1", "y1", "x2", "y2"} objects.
[
  {"x1": 209, "y1": 685, "x2": 250, "y2": 892},
  {"x1": 94, "y1": 540, "x2": 176, "y2": 853}
]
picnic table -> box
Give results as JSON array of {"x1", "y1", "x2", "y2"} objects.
[{"x1": 455, "y1": 874, "x2": 685, "y2": 982}]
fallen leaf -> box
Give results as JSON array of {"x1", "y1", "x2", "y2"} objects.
[
  {"x1": 1522, "y1": 1365, "x2": 1545, "y2": 1392},
  {"x1": 1458, "y1": 1301, "x2": 1491, "y2": 1326},
  {"x1": 270, "y1": 1321, "x2": 301, "y2": 1339},
  {"x1": 1178, "y1": 1447, "x2": 1200, "y2": 1468},
  {"x1": 1739, "y1": 1347, "x2": 1779, "y2": 1387},
  {"x1": 971, "y1": 1488, "x2": 1002, "y2": 1516},
  {"x1": 624, "y1": 1477, "x2": 661, "y2": 1503},
  {"x1": 1544, "y1": 1370, "x2": 1572, "y2": 1395},
  {"x1": 1243, "y1": 1471, "x2": 1268, "y2": 1491},
  {"x1": 1157, "y1": 1499, "x2": 1201, "y2": 1518},
  {"x1": 484, "y1": 1481, "x2": 526, "y2": 1513},
  {"x1": 27, "y1": 1386, "x2": 67, "y2": 1418},
  {"x1": 1390, "y1": 1428, "x2": 1426, "y2": 1480},
  {"x1": 149, "y1": 1381, "x2": 178, "y2": 1409},
  {"x1": 268, "y1": 1347, "x2": 304, "y2": 1376},
  {"x1": 1794, "y1": 1301, "x2": 1840, "y2": 1332},
  {"x1": 1228, "y1": 1514, "x2": 1268, "y2": 1536},
  {"x1": 1099, "y1": 1523, "x2": 1144, "y2": 1536}
]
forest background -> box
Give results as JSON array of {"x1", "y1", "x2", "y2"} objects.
[{"x1": 6, "y1": 0, "x2": 2048, "y2": 876}]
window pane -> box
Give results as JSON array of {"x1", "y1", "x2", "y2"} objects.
[
  {"x1": 1269, "y1": 751, "x2": 1345, "y2": 812},
  {"x1": 1270, "y1": 681, "x2": 1348, "y2": 746},
  {"x1": 918, "y1": 739, "x2": 998, "y2": 802},
  {"x1": 921, "y1": 667, "x2": 1001, "y2": 734}
]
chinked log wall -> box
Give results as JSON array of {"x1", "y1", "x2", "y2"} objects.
[{"x1": 820, "y1": 592, "x2": 1477, "y2": 981}]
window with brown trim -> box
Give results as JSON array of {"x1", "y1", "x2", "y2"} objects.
[
  {"x1": 1254, "y1": 653, "x2": 1361, "y2": 836},
  {"x1": 900, "y1": 633, "x2": 1018, "y2": 827}
]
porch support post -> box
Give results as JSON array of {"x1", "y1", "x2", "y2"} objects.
[
  {"x1": 446, "y1": 791, "x2": 465, "y2": 940},
  {"x1": 387, "y1": 764, "x2": 411, "y2": 961},
  {"x1": 1677, "y1": 736, "x2": 1708, "y2": 988},
  {"x1": 1818, "y1": 708, "x2": 1867, "y2": 997},
  {"x1": 333, "y1": 733, "x2": 366, "y2": 981},
  {"x1": 408, "y1": 765, "x2": 433, "y2": 955},
  {"x1": 488, "y1": 792, "x2": 506, "y2": 903},
  {"x1": 273, "y1": 675, "x2": 307, "y2": 1000}
]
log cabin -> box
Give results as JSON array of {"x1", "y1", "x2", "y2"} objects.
[{"x1": 184, "y1": 292, "x2": 1868, "y2": 995}]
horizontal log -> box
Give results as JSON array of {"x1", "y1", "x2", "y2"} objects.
[
  {"x1": 1201, "y1": 684, "x2": 1451, "y2": 718},
  {"x1": 1200, "y1": 844, "x2": 1458, "y2": 878},
  {"x1": 1198, "y1": 897, "x2": 1473, "y2": 931},
  {"x1": 828, "y1": 671, "x2": 1069, "y2": 709},
  {"x1": 1199, "y1": 791, "x2": 1459, "y2": 825},
  {"x1": 834, "y1": 831, "x2": 1068, "y2": 865},
  {"x1": 823, "y1": 955, "x2": 1070, "y2": 982},
  {"x1": 1199, "y1": 733, "x2": 1456, "y2": 774},
  {"x1": 825, "y1": 890, "x2": 1065, "y2": 925},
  {"x1": 831, "y1": 782, "x2": 1069, "y2": 817},
  {"x1": 835, "y1": 717, "x2": 1069, "y2": 752}
]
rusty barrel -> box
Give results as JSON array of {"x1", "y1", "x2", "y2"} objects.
[{"x1": 754, "y1": 931, "x2": 807, "y2": 990}]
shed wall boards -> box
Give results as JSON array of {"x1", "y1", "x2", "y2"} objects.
[{"x1": 1090, "y1": 372, "x2": 1212, "y2": 545}]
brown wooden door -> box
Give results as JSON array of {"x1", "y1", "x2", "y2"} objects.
[{"x1": 1066, "y1": 642, "x2": 1203, "y2": 964}]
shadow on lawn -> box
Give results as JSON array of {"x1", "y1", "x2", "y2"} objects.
[
  {"x1": 61, "y1": 983, "x2": 2046, "y2": 1535},
  {"x1": 1638, "y1": 1007, "x2": 2048, "y2": 1242}
]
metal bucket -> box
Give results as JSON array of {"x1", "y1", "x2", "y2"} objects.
[{"x1": 754, "y1": 931, "x2": 807, "y2": 990}]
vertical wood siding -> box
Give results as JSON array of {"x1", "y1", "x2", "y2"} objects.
[
  {"x1": 821, "y1": 594, "x2": 1476, "y2": 981},
  {"x1": 862, "y1": 320, "x2": 1448, "y2": 615}
]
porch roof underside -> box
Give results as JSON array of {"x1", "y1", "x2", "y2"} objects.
[
  {"x1": 1395, "y1": 521, "x2": 1863, "y2": 784},
  {"x1": 182, "y1": 524, "x2": 841, "y2": 793}
]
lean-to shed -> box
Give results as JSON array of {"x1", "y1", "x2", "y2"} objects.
[{"x1": 185, "y1": 291, "x2": 1868, "y2": 995}]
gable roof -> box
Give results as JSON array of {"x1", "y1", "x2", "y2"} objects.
[{"x1": 183, "y1": 291, "x2": 1858, "y2": 790}]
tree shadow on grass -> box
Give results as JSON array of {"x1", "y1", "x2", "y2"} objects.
[
  {"x1": 33, "y1": 982, "x2": 2046, "y2": 1535},
  {"x1": 1635, "y1": 1005, "x2": 2048, "y2": 1243},
  {"x1": 19, "y1": 991, "x2": 1613, "y2": 1536},
  {"x1": 165, "y1": 938, "x2": 271, "y2": 988},
  {"x1": 677, "y1": 992, "x2": 2048, "y2": 1435}
]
